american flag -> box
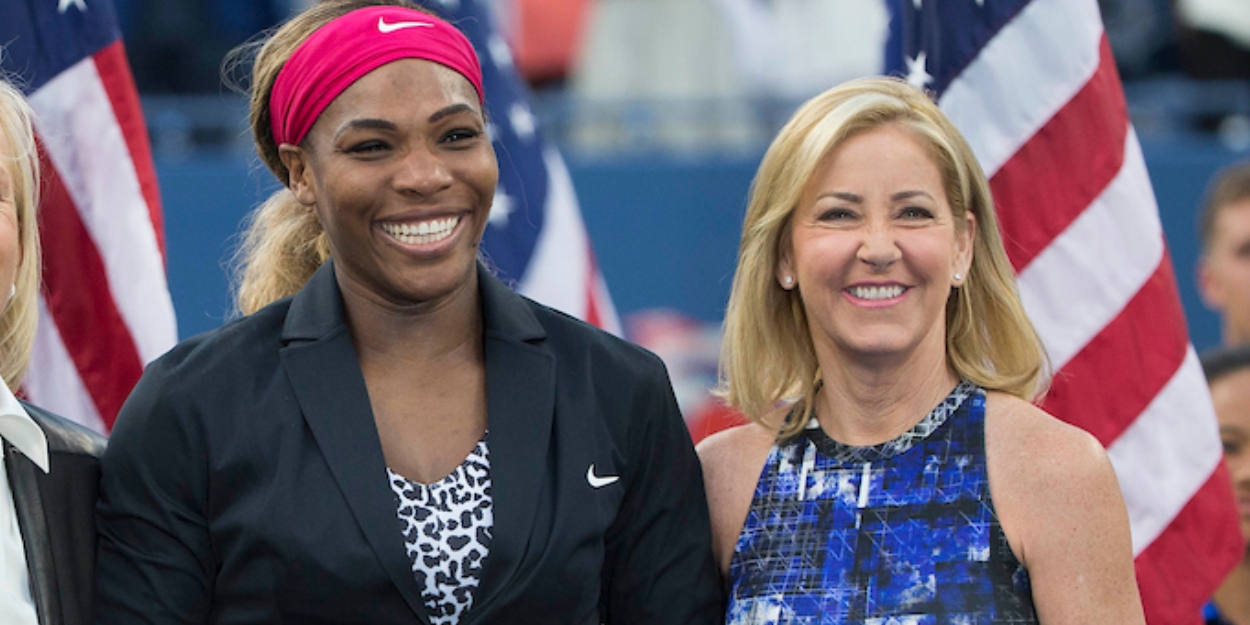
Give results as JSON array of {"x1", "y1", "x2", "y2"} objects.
[
  {"x1": 885, "y1": 0, "x2": 1241, "y2": 621},
  {"x1": 0, "y1": 0, "x2": 177, "y2": 434},
  {"x1": 425, "y1": 0, "x2": 620, "y2": 333}
]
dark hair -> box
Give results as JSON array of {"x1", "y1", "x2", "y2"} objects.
[
  {"x1": 1198, "y1": 160, "x2": 1250, "y2": 251},
  {"x1": 1200, "y1": 343, "x2": 1250, "y2": 384}
]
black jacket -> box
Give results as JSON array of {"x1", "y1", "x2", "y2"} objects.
[
  {"x1": 6, "y1": 402, "x2": 106, "y2": 625},
  {"x1": 95, "y1": 262, "x2": 723, "y2": 624}
]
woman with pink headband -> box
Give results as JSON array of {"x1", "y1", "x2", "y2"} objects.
[{"x1": 94, "y1": 1, "x2": 722, "y2": 623}]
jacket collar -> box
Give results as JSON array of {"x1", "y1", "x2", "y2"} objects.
[
  {"x1": 280, "y1": 260, "x2": 348, "y2": 344},
  {"x1": 0, "y1": 382, "x2": 47, "y2": 473},
  {"x1": 279, "y1": 260, "x2": 556, "y2": 623}
]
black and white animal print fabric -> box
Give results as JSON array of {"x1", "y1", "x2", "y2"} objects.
[{"x1": 388, "y1": 437, "x2": 493, "y2": 625}]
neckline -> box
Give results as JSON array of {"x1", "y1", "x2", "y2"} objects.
[
  {"x1": 802, "y1": 381, "x2": 977, "y2": 463},
  {"x1": 388, "y1": 435, "x2": 490, "y2": 490}
]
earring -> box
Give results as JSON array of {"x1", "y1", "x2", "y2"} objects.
[
  {"x1": 953, "y1": 272, "x2": 963, "y2": 282},
  {"x1": 784, "y1": 275, "x2": 794, "y2": 287},
  {"x1": 7, "y1": 284, "x2": 13, "y2": 301}
]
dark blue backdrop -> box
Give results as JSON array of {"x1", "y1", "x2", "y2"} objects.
[{"x1": 160, "y1": 137, "x2": 1236, "y2": 351}]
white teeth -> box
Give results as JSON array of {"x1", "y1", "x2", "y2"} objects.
[
  {"x1": 850, "y1": 285, "x2": 905, "y2": 300},
  {"x1": 381, "y1": 216, "x2": 460, "y2": 245}
]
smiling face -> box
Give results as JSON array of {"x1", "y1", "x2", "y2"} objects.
[
  {"x1": 779, "y1": 124, "x2": 974, "y2": 368},
  {"x1": 282, "y1": 58, "x2": 498, "y2": 310}
]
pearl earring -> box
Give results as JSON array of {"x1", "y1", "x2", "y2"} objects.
[
  {"x1": 784, "y1": 275, "x2": 793, "y2": 287},
  {"x1": 953, "y1": 273, "x2": 963, "y2": 282},
  {"x1": 6, "y1": 285, "x2": 13, "y2": 301}
]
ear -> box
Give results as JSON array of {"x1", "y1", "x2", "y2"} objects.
[
  {"x1": 953, "y1": 210, "x2": 976, "y2": 286},
  {"x1": 776, "y1": 248, "x2": 796, "y2": 290},
  {"x1": 279, "y1": 144, "x2": 317, "y2": 206},
  {"x1": 1197, "y1": 256, "x2": 1225, "y2": 309}
]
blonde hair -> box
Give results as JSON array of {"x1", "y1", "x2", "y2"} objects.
[
  {"x1": 0, "y1": 78, "x2": 43, "y2": 389},
  {"x1": 227, "y1": 0, "x2": 420, "y2": 315},
  {"x1": 718, "y1": 77, "x2": 1048, "y2": 439}
]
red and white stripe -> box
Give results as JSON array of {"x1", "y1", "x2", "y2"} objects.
[
  {"x1": 942, "y1": 0, "x2": 1241, "y2": 621},
  {"x1": 517, "y1": 145, "x2": 622, "y2": 335},
  {"x1": 23, "y1": 42, "x2": 176, "y2": 434}
]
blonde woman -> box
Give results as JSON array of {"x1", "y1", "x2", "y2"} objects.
[
  {"x1": 699, "y1": 77, "x2": 1144, "y2": 623},
  {"x1": 0, "y1": 77, "x2": 105, "y2": 625}
]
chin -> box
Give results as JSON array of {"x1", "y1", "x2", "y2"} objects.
[{"x1": 840, "y1": 335, "x2": 917, "y2": 357}]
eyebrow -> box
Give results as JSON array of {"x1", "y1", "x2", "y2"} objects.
[
  {"x1": 335, "y1": 118, "x2": 397, "y2": 139},
  {"x1": 891, "y1": 190, "x2": 935, "y2": 202},
  {"x1": 428, "y1": 103, "x2": 477, "y2": 124},
  {"x1": 815, "y1": 190, "x2": 935, "y2": 203},
  {"x1": 332, "y1": 104, "x2": 480, "y2": 141},
  {"x1": 819, "y1": 191, "x2": 863, "y2": 203}
]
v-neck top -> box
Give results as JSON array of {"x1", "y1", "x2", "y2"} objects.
[{"x1": 388, "y1": 437, "x2": 493, "y2": 625}]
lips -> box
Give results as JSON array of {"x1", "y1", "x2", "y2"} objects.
[{"x1": 379, "y1": 215, "x2": 460, "y2": 245}]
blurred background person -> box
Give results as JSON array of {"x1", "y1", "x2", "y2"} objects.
[
  {"x1": 700, "y1": 77, "x2": 1144, "y2": 623},
  {"x1": 1175, "y1": 0, "x2": 1250, "y2": 80},
  {"x1": 93, "y1": 2, "x2": 721, "y2": 623},
  {"x1": 1198, "y1": 161, "x2": 1250, "y2": 347},
  {"x1": 1202, "y1": 344, "x2": 1250, "y2": 625},
  {"x1": 0, "y1": 77, "x2": 106, "y2": 625}
]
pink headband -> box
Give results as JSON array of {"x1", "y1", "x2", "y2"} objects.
[{"x1": 269, "y1": 6, "x2": 484, "y2": 146}]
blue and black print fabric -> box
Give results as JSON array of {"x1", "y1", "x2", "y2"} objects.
[{"x1": 727, "y1": 382, "x2": 1038, "y2": 624}]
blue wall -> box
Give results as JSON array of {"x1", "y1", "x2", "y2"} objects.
[
  {"x1": 1140, "y1": 134, "x2": 1241, "y2": 352},
  {"x1": 160, "y1": 136, "x2": 1241, "y2": 351}
]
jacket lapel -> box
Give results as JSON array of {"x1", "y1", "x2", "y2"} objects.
[
  {"x1": 470, "y1": 266, "x2": 556, "y2": 615},
  {"x1": 6, "y1": 442, "x2": 58, "y2": 625},
  {"x1": 278, "y1": 262, "x2": 430, "y2": 624}
]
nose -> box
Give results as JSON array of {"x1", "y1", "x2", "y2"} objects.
[
  {"x1": 856, "y1": 224, "x2": 901, "y2": 270},
  {"x1": 394, "y1": 144, "x2": 454, "y2": 197}
]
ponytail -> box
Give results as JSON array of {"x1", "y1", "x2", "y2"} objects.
[{"x1": 232, "y1": 188, "x2": 330, "y2": 315}]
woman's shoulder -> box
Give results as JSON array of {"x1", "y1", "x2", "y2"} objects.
[
  {"x1": 982, "y1": 391, "x2": 1127, "y2": 571},
  {"x1": 22, "y1": 401, "x2": 107, "y2": 458},
  {"x1": 696, "y1": 419, "x2": 778, "y2": 474},
  {"x1": 696, "y1": 418, "x2": 779, "y2": 500},
  {"x1": 109, "y1": 299, "x2": 307, "y2": 449},
  {"x1": 983, "y1": 391, "x2": 1110, "y2": 475},
  {"x1": 143, "y1": 300, "x2": 294, "y2": 387},
  {"x1": 697, "y1": 415, "x2": 782, "y2": 573},
  {"x1": 522, "y1": 297, "x2": 668, "y2": 376}
]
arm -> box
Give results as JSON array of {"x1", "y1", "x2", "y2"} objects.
[
  {"x1": 95, "y1": 361, "x2": 215, "y2": 624},
  {"x1": 696, "y1": 420, "x2": 777, "y2": 575},
  {"x1": 986, "y1": 394, "x2": 1145, "y2": 624},
  {"x1": 601, "y1": 362, "x2": 724, "y2": 624}
]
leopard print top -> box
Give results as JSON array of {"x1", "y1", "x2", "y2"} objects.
[{"x1": 388, "y1": 437, "x2": 493, "y2": 625}]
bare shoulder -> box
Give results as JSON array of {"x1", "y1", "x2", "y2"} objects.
[
  {"x1": 984, "y1": 392, "x2": 1119, "y2": 536},
  {"x1": 696, "y1": 414, "x2": 781, "y2": 575},
  {"x1": 983, "y1": 392, "x2": 1144, "y2": 623},
  {"x1": 696, "y1": 417, "x2": 778, "y2": 513},
  {"x1": 697, "y1": 419, "x2": 777, "y2": 479},
  {"x1": 984, "y1": 393, "x2": 1110, "y2": 478}
]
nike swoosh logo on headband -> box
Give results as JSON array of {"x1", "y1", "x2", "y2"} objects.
[{"x1": 377, "y1": 17, "x2": 434, "y2": 33}]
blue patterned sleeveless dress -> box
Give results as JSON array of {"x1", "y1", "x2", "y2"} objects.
[{"x1": 727, "y1": 382, "x2": 1038, "y2": 624}]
